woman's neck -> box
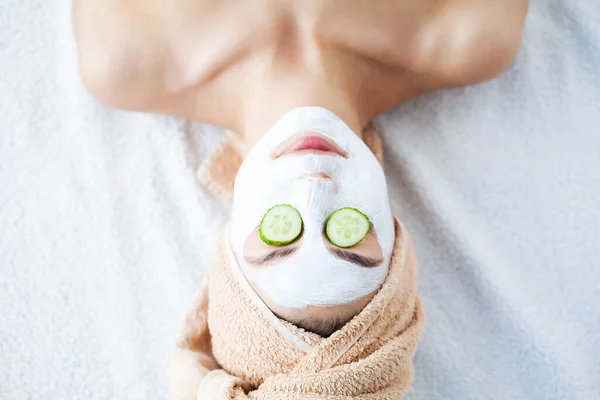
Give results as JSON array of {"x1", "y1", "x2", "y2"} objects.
[{"x1": 235, "y1": 48, "x2": 370, "y2": 150}]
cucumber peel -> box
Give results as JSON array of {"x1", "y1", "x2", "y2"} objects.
[
  {"x1": 326, "y1": 208, "x2": 370, "y2": 248},
  {"x1": 259, "y1": 204, "x2": 303, "y2": 246}
]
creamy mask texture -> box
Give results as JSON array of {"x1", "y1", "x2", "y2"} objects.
[{"x1": 230, "y1": 107, "x2": 394, "y2": 308}]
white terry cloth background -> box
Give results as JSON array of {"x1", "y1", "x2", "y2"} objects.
[{"x1": 0, "y1": 1, "x2": 599, "y2": 399}]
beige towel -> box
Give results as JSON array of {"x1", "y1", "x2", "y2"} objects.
[
  {"x1": 170, "y1": 126, "x2": 424, "y2": 399},
  {"x1": 171, "y1": 220, "x2": 424, "y2": 400}
]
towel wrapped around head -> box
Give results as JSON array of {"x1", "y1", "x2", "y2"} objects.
[
  {"x1": 169, "y1": 125, "x2": 424, "y2": 400},
  {"x1": 180, "y1": 218, "x2": 423, "y2": 399}
]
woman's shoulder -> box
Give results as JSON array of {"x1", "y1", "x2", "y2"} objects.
[
  {"x1": 413, "y1": 0, "x2": 529, "y2": 86},
  {"x1": 72, "y1": 0, "x2": 273, "y2": 119}
]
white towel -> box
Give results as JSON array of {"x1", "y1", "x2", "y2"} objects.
[{"x1": 1, "y1": 1, "x2": 599, "y2": 399}]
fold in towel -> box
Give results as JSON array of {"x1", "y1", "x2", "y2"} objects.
[{"x1": 170, "y1": 219, "x2": 424, "y2": 399}]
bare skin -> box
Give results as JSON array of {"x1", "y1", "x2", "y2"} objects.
[
  {"x1": 73, "y1": 1, "x2": 529, "y2": 394},
  {"x1": 73, "y1": 0, "x2": 528, "y2": 151},
  {"x1": 73, "y1": 0, "x2": 528, "y2": 334}
]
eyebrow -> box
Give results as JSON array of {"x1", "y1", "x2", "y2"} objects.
[
  {"x1": 244, "y1": 247, "x2": 299, "y2": 266},
  {"x1": 328, "y1": 248, "x2": 382, "y2": 268},
  {"x1": 243, "y1": 246, "x2": 382, "y2": 268}
]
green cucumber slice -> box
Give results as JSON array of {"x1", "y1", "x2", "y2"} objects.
[
  {"x1": 326, "y1": 208, "x2": 370, "y2": 248},
  {"x1": 259, "y1": 205, "x2": 303, "y2": 246}
]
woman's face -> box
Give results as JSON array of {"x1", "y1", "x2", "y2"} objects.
[{"x1": 230, "y1": 107, "x2": 395, "y2": 309}]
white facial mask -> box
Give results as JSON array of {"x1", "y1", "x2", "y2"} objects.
[{"x1": 230, "y1": 107, "x2": 394, "y2": 309}]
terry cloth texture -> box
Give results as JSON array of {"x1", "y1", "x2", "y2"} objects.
[{"x1": 170, "y1": 220, "x2": 423, "y2": 399}]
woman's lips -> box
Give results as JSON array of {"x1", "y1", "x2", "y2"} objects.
[{"x1": 274, "y1": 134, "x2": 346, "y2": 158}]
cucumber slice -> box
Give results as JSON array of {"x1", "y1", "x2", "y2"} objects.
[
  {"x1": 259, "y1": 205, "x2": 303, "y2": 246},
  {"x1": 326, "y1": 208, "x2": 370, "y2": 248}
]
